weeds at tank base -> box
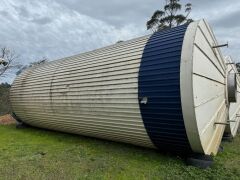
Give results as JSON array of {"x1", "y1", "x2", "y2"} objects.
[{"x1": 0, "y1": 124, "x2": 239, "y2": 179}]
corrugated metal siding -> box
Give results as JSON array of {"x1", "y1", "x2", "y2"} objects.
[
  {"x1": 138, "y1": 25, "x2": 192, "y2": 153},
  {"x1": 225, "y1": 59, "x2": 240, "y2": 137},
  {"x1": 10, "y1": 36, "x2": 155, "y2": 148}
]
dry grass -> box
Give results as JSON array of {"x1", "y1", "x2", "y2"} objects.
[{"x1": 0, "y1": 114, "x2": 16, "y2": 125}]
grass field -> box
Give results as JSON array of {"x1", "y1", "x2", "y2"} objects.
[{"x1": 0, "y1": 124, "x2": 239, "y2": 180}]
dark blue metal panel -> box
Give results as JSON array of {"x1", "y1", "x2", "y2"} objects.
[{"x1": 138, "y1": 25, "x2": 191, "y2": 153}]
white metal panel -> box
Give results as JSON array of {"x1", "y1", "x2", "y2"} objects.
[
  {"x1": 10, "y1": 36, "x2": 155, "y2": 148},
  {"x1": 193, "y1": 46, "x2": 225, "y2": 84},
  {"x1": 180, "y1": 19, "x2": 227, "y2": 155},
  {"x1": 224, "y1": 56, "x2": 240, "y2": 137}
]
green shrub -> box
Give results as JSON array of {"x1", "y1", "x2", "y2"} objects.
[{"x1": 0, "y1": 83, "x2": 11, "y2": 115}]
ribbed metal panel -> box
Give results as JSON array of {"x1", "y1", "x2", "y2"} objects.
[
  {"x1": 225, "y1": 57, "x2": 240, "y2": 137},
  {"x1": 10, "y1": 36, "x2": 155, "y2": 148},
  {"x1": 138, "y1": 25, "x2": 191, "y2": 153},
  {"x1": 10, "y1": 20, "x2": 228, "y2": 155}
]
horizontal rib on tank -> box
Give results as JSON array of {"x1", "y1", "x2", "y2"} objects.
[{"x1": 10, "y1": 35, "x2": 157, "y2": 148}]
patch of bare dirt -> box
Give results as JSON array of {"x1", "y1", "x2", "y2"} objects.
[{"x1": 0, "y1": 114, "x2": 17, "y2": 125}]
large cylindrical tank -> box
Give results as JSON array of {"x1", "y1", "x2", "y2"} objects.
[
  {"x1": 10, "y1": 19, "x2": 227, "y2": 155},
  {"x1": 225, "y1": 56, "x2": 240, "y2": 137}
]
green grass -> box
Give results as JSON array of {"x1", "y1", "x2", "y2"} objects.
[{"x1": 0, "y1": 125, "x2": 239, "y2": 180}]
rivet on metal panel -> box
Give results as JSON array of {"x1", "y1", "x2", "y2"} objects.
[{"x1": 140, "y1": 97, "x2": 148, "y2": 104}]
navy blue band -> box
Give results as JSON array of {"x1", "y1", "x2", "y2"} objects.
[{"x1": 138, "y1": 25, "x2": 191, "y2": 153}]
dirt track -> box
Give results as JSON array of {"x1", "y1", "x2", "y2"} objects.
[{"x1": 0, "y1": 114, "x2": 16, "y2": 125}]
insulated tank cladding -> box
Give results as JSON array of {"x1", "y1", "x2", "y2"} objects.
[{"x1": 10, "y1": 19, "x2": 227, "y2": 155}]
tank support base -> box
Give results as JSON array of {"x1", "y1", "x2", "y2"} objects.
[
  {"x1": 222, "y1": 133, "x2": 233, "y2": 142},
  {"x1": 16, "y1": 122, "x2": 29, "y2": 129},
  {"x1": 11, "y1": 112, "x2": 22, "y2": 123},
  {"x1": 218, "y1": 145, "x2": 224, "y2": 153},
  {"x1": 186, "y1": 154, "x2": 213, "y2": 169},
  {"x1": 11, "y1": 112, "x2": 28, "y2": 129}
]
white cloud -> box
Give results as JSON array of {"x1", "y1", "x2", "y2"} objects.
[
  {"x1": 0, "y1": 0, "x2": 146, "y2": 83},
  {"x1": 1, "y1": 0, "x2": 240, "y2": 83},
  {"x1": 188, "y1": 0, "x2": 240, "y2": 62}
]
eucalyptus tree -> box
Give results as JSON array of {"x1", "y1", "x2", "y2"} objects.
[{"x1": 147, "y1": 0, "x2": 193, "y2": 32}]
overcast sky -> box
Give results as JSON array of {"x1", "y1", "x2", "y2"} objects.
[{"x1": 1, "y1": 0, "x2": 240, "y2": 83}]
